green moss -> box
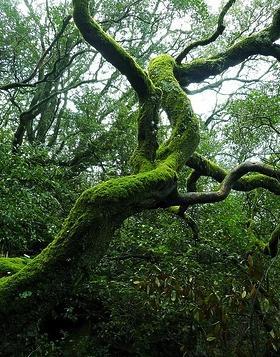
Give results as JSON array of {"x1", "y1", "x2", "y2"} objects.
[
  {"x1": 148, "y1": 54, "x2": 200, "y2": 171},
  {"x1": 0, "y1": 257, "x2": 30, "y2": 277},
  {"x1": 0, "y1": 159, "x2": 179, "y2": 349},
  {"x1": 73, "y1": 0, "x2": 154, "y2": 99},
  {"x1": 130, "y1": 90, "x2": 162, "y2": 173}
]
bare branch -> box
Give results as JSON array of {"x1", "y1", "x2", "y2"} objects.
[
  {"x1": 12, "y1": 78, "x2": 102, "y2": 151},
  {"x1": 0, "y1": 15, "x2": 72, "y2": 91},
  {"x1": 186, "y1": 61, "x2": 275, "y2": 95},
  {"x1": 176, "y1": 0, "x2": 236, "y2": 64}
]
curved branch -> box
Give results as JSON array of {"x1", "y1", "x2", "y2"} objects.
[
  {"x1": 187, "y1": 153, "x2": 280, "y2": 195},
  {"x1": 175, "y1": 7, "x2": 280, "y2": 85},
  {"x1": 72, "y1": 0, "x2": 154, "y2": 99},
  {"x1": 167, "y1": 161, "x2": 280, "y2": 207},
  {"x1": 167, "y1": 206, "x2": 199, "y2": 241},
  {"x1": 176, "y1": 0, "x2": 236, "y2": 64}
]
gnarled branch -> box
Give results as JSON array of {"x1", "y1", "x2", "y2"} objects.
[{"x1": 186, "y1": 153, "x2": 280, "y2": 195}]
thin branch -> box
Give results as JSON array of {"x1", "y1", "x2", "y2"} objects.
[
  {"x1": 176, "y1": 0, "x2": 236, "y2": 64},
  {"x1": 12, "y1": 78, "x2": 101, "y2": 151},
  {"x1": 186, "y1": 61, "x2": 275, "y2": 95}
]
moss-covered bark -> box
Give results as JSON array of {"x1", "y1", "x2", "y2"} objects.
[
  {"x1": 175, "y1": 7, "x2": 280, "y2": 85},
  {"x1": 0, "y1": 163, "x2": 178, "y2": 351},
  {"x1": 0, "y1": 42, "x2": 200, "y2": 353},
  {"x1": 187, "y1": 153, "x2": 280, "y2": 195},
  {"x1": 149, "y1": 54, "x2": 200, "y2": 170},
  {"x1": 0, "y1": 257, "x2": 30, "y2": 277}
]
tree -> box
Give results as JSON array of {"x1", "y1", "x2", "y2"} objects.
[{"x1": 0, "y1": 0, "x2": 279, "y2": 353}]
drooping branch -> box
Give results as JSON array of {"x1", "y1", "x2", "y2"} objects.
[
  {"x1": 176, "y1": 0, "x2": 236, "y2": 64},
  {"x1": 167, "y1": 206, "x2": 199, "y2": 241},
  {"x1": 175, "y1": 7, "x2": 280, "y2": 85},
  {"x1": 186, "y1": 153, "x2": 280, "y2": 195},
  {"x1": 167, "y1": 161, "x2": 280, "y2": 207},
  {"x1": 72, "y1": 0, "x2": 154, "y2": 99}
]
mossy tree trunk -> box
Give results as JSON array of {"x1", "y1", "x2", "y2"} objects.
[
  {"x1": 0, "y1": 0, "x2": 279, "y2": 352},
  {"x1": 0, "y1": 165, "x2": 178, "y2": 350}
]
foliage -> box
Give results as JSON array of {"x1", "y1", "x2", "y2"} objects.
[
  {"x1": 0, "y1": 128, "x2": 86, "y2": 256},
  {"x1": 26, "y1": 206, "x2": 280, "y2": 356}
]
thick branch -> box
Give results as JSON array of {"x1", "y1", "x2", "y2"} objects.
[
  {"x1": 72, "y1": 0, "x2": 154, "y2": 99},
  {"x1": 148, "y1": 54, "x2": 200, "y2": 171},
  {"x1": 175, "y1": 7, "x2": 280, "y2": 85},
  {"x1": 168, "y1": 161, "x2": 280, "y2": 206},
  {"x1": 176, "y1": 0, "x2": 236, "y2": 63}
]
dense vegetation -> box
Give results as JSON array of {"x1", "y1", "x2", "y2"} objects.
[{"x1": 0, "y1": 0, "x2": 279, "y2": 355}]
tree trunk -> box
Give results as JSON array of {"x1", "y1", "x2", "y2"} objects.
[{"x1": 0, "y1": 164, "x2": 177, "y2": 352}]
